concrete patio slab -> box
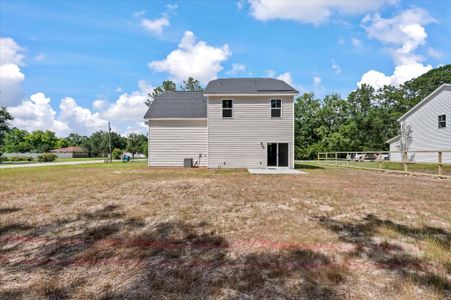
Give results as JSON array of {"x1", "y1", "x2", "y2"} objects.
[{"x1": 247, "y1": 168, "x2": 307, "y2": 175}]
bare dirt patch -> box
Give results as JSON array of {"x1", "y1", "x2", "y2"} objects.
[{"x1": 0, "y1": 163, "x2": 449, "y2": 299}]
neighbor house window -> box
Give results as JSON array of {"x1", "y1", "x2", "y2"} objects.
[
  {"x1": 222, "y1": 100, "x2": 233, "y2": 118},
  {"x1": 438, "y1": 114, "x2": 446, "y2": 128},
  {"x1": 271, "y1": 99, "x2": 281, "y2": 118}
]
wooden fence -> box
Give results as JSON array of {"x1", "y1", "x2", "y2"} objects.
[{"x1": 316, "y1": 150, "x2": 451, "y2": 178}]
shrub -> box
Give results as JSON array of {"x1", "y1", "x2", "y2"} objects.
[
  {"x1": 112, "y1": 148, "x2": 123, "y2": 160},
  {"x1": 9, "y1": 156, "x2": 34, "y2": 162},
  {"x1": 38, "y1": 153, "x2": 57, "y2": 162}
]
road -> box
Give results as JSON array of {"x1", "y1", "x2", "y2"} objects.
[{"x1": 0, "y1": 159, "x2": 147, "y2": 169}]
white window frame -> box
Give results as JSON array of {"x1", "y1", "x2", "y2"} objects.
[
  {"x1": 270, "y1": 99, "x2": 282, "y2": 118},
  {"x1": 222, "y1": 99, "x2": 233, "y2": 119},
  {"x1": 438, "y1": 114, "x2": 446, "y2": 128}
]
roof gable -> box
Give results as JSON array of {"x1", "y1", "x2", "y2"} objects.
[
  {"x1": 398, "y1": 83, "x2": 451, "y2": 122},
  {"x1": 144, "y1": 91, "x2": 207, "y2": 119}
]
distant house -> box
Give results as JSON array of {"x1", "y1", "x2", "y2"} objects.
[
  {"x1": 387, "y1": 83, "x2": 451, "y2": 163},
  {"x1": 144, "y1": 78, "x2": 298, "y2": 168},
  {"x1": 50, "y1": 146, "x2": 88, "y2": 158}
]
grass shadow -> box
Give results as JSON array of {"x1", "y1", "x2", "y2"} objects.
[
  {"x1": 318, "y1": 214, "x2": 450, "y2": 293},
  {"x1": 295, "y1": 163, "x2": 324, "y2": 170}
]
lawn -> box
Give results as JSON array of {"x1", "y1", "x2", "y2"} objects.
[
  {"x1": 309, "y1": 160, "x2": 451, "y2": 177},
  {"x1": 0, "y1": 162, "x2": 450, "y2": 299}
]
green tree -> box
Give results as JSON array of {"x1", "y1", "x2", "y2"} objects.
[
  {"x1": 126, "y1": 133, "x2": 147, "y2": 158},
  {"x1": 145, "y1": 80, "x2": 177, "y2": 106},
  {"x1": 181, "y1": 77, "x2": 203, "y2": 91},
  {"x1": 55, "y1": 138, "x2": 69, "y2": 149},
  {"x1": 24, "y1": 130, "x2": 58, "y2": 153},
  {"x1": 2, "y1": 128, "x2": 31, "y2": 153},
  {"x1": 294, "y1": 93, "x2": 322, "y2": 159},
  {"x1": 65, "y1": 133, "x2": 87, "y2": 146},
  {"x1": 0, "y1": 107, "x2": 14, "y2": 148},
  {"x1": 84, "y1": 131, "x2": 127, "y2": 157}
]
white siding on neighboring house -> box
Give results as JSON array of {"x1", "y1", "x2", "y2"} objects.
[
  {"x1": 207, "y1": 95, "x2": 294, "y2": 169},
  {"x1": 389, "y1": 137, "x2": 402, "y2": 161},
  {"x1": 391, "y1": 85, "x2": 451, "y2": 163},
  {"x1": 148, "y1": 119, "x2": 208, "y2": 167}
]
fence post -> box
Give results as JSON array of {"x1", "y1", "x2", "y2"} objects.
[
  {"x1": 438, "y1": 151, "x2": 443, "y2": 176},
  {"x1": 335, "y1": 152, "x2": 338, "y2": 165},
  {"x1": 403, "y1": 151, "x2": 408, "y2": 174},
  {"x1": 378, "y1": 153, "x2": 382, "y2": 170},
  {"x1": 346, "y1": 152, "x2": 349, "y2": 167},
  {"x1": 317, "y1": 152, "x2": 320, "y2": 163}
]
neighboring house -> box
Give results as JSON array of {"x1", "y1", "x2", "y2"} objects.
[
  {"x1": 387, "y1": 83, "x2": 451, "y2": 163},
  {"x1": 144, "y1": 78, "x2": 298, "y2": 168},
  {"x1": 50, "y1": 146, "x2": 88, "y2": 158}
]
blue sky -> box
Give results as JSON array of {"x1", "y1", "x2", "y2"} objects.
[{"x1": 1, "y1": 0, "x2": 450, "y2": 136}]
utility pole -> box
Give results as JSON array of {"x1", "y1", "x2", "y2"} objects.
[{"x1": 108, "y1": 122, "x2": 112, "y2": 162}]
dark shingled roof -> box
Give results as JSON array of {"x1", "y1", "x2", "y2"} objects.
[
  {"x1": 205, "y1": 78, "x2": 298, "y2": 94},
  {"x1": 143, "y1": 91, "x2": 207, "y2": 119}
]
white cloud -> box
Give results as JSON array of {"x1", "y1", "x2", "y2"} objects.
[
  {"x1": 34, "y1": 53, "x2": 46, "y2": 62},
  {"x1": 276, "y1": 72, "x2": 293, "y2": 85},
  {"x1": 265, "y1": 70, "x2": 294, "y2": 85},
  {"x1": 149, "y1": 31, "x2": 231, "y2": 83},
  {"x1": 115, "y1": 86, "x2": 123, "y2": 93},
  {"x1": 0, "y1": 37, "x2": 25, "y2": 65},
  {"x1": 0, "y1": 63, "x2": 25, "y2": 106},
  {"x1": 351, "y1": 38, "x2": 362, "y2": 47},
  {"x1": 358, "y1": 8, "x2": 434, "y2": 89},
  {"x1": 226, "y1": 63, "x2": 246, "y2": 75},
  {"x1": 313, "y1": 76, "x2": 322, "y2": 87},
  {"x1": 0, "y1": 37, "x2": 26, "y2": 106},
  {"x1": 237, "y1": 0, "x2": 245, "y2": 10},
  {"x1": 134, "y1": 10, "x2": 146, "y2": 18},
  {"x1": 140, "y1": 4, "x2": 177, "y2": 35},
  {"x1": 248, "y1": 0, "x2": 398, "y2": 25},
  {"x1": 331, "y1": 59, "x2": 341, "y2": 74},
  {"x1": 141, "y1": 16, "x2": 170, "y2": 35},
  {"x1": 7, "y1": 80, "x2": 152, "y2": 136},
  {"x1": 427, "y1": 48, "x2": 442, "y2": 59},
  {"x1": 92, "y1": 99, "x2": 106, "y2": 110},
  {"x1": 8, "y1": 93, "x2": 69, "y2": 135},
  {"x1": 59, "y1": 97, "x2": 108, "y2": 135},
  {"x1": 265, "y1": 70, "x2": 275, "y2": 78}
]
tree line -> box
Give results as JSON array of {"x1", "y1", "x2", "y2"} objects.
[
  {"x1": 1, "y1": 65, "x2": 450, "y2": 160},
  {"x1": 295, "y1": 65, "x2": 451, "y2": 159},
  {"x1": 0, "y1": 122, "x2": 148, "y2": 158}
]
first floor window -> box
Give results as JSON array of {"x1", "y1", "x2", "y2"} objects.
[
  {"x1": 271, "y1": 99, "x2": 281, "y2": 118},
  {"x1": 222, "y1": 100, "x2": 232, "y2": 118},
  {"x1": 438, "y1": 114, "x2": 446, "y2": 128}
]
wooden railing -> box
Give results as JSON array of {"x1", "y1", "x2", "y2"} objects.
[{"x1": 316, "y1": 150, "x2": 451, "y2": 178}]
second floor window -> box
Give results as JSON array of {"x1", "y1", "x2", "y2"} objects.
[
  {"x1": 222, "y1": 100, "x2": 233, "y2": 118},
  {"x1": 271, "y1": 99, "x2": 281, "y2": 118},
  {"x1": 438, "y1": 114, "x2": 446, "y2": 128}
]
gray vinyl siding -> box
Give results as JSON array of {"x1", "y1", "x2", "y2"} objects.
[
  {"x1": 397, "y1": 86, "x2": 451, "y2": 163},
  {"x1": 148, "y1": 119, "x2": 208, "y2": 167},
  {"x1": 207, "y1": 95, "x2": 294, "y2": 168}
]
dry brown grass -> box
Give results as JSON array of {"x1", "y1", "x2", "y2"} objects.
[{"x1": 0, "y1": 161, "x2": 450, "y2": 299}]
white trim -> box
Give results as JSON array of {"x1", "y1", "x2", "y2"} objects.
[
  {"x1": 270, "y1": 98, "x2": 283, "y2": 119},
  {"x1": 386, "y1": 135, "x2": 400, "y2": 144},
  {"x1": 221, "y1": 98, "x2": 234, "y2": 119},
  {"x1": 398, "y1": 83, "x2": 451, "y2": 122},
  {"x1": 204, "y1": 93, "x2": 298, "y2": 97},
  {"x1": 145, "y1": 118, "x2": 207, "y2": 121}
]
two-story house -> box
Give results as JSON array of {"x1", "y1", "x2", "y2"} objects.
[
  {"x1": 387, "y1": 83, "x2": 451, "y2": 163},
  {"x1": 144, "y1": 78, "x2": 298, "y2": 168}
]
